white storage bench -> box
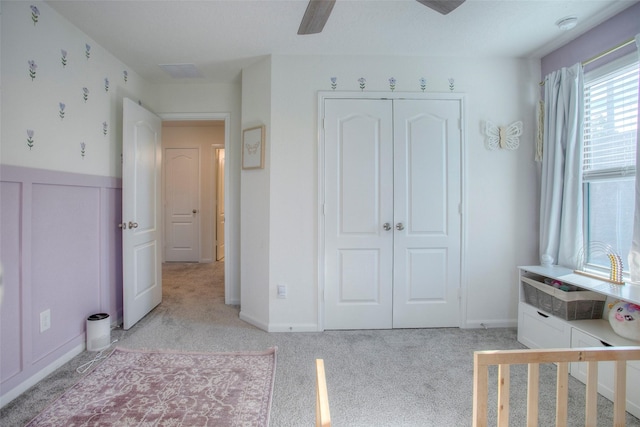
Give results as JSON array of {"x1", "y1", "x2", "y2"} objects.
[{"x1": 517, "y1": 265, "x2": 640, "y2": 418}]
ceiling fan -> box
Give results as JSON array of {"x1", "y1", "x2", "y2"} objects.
[{"x1": 298, "y1": 0, "x2": 466, "y2": 35}]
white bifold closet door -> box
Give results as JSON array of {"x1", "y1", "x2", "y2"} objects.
[{"x1": 323, "y1": 98, "x2": 462, "y2": 330}]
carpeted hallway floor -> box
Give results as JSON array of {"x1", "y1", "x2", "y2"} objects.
[{"x1": 2, "y1": 262, "x2": 639, "y2": 426}]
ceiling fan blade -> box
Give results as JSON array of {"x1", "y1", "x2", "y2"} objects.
[
  {"x1": 415, "y1": 0, "x2": 465, "y2": 15},
  {"x1": 298, "y1": 0, "x2": 336, "y2": 35}
]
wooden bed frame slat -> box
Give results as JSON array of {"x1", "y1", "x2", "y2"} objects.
[
  {"x1": 316, "y1": 359, "x2": 331, "y2": 427},
  {"x1": 472, "y1": 346, "x2": 640, "y2": 427}
]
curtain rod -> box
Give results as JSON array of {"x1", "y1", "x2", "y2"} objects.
[
  {"x1": 539, "y1": 36, "x2": 637, "y2": 86},
  {"x1": 582, "y1": 37, "x2": 636, "y2": 66}
]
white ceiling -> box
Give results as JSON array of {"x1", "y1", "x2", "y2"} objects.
[{"x1": 46, "y1": 0, "x2": 638, "y2": 84}]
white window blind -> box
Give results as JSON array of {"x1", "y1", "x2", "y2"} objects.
[{"x1": 583, "y1": 60, "x2": 639, "y2": 179}]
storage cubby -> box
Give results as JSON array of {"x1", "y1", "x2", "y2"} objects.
[{"x1": 517, "y1": 265, "x2": 640, "y2": 418}]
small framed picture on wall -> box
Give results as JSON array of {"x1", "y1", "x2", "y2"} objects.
[{"x1": 242, "y1": 125, "x2": 265, "y2": 169}]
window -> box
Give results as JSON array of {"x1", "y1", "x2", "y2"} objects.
[{"x1": 583, "y1": 56, "x2": 639, "y2": 272}]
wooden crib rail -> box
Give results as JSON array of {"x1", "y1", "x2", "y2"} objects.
[
  {"x1": 316, "y1": 359, "x2": 331, "y2": 427},
  {"x1": 472, "y1": 346, "x2": 640, "y2": 427}
]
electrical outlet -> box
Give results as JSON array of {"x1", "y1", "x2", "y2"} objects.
[
  {"x1": 277, "y1": 285, "x2": 287, "y2": 299},
  {"x1": 40, "y1": 309, "x2": 51, "y2": 332}
]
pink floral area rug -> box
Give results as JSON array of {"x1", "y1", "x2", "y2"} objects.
[{"x1": 25, "y1": 347, "x2": 277, "y2": 427}]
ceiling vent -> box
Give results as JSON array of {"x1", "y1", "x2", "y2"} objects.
[{"x1": 158, "y1": 63, "x2": 203, "y2": 79}]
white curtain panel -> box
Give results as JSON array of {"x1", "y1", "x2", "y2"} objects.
[
  {"x1": 539, "y1": 63, "x2": 584, "y2": 269},
  {"x1": 629, "y1": 34, "x2": 640, "y2": 283}
]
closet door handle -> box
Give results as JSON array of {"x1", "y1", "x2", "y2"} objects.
[
  {"x1": 537, "y1": 311, "x2": 549, "y2": 318},
  {"x1": 383, "y1": 223, "x2": 391, "y2": 231},
  {"x1": 396, "y1": 223, "x2": 404, "y2": 231}
]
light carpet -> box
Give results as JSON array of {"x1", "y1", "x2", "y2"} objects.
[
  {"x1": 4, "y1": 262, "x2": 640, "y2": 426},
  {"x1": 25, "y1": 346, "x2": 277, "y2": 427}
]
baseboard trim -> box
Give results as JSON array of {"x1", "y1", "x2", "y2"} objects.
[
  {"x1": 267, "y1": 323, "x2": 319, "y2": 333},
  {"x1": 239, "y1": 311, "x2": 269, "y2": 332},
  {"x1": 462, "y1": 319, "x2": 518, "y2": 329},
  {"x1": 0, "y1": 342, "x2": 85, "y2": 409}
]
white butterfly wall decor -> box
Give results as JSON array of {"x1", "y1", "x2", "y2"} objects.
[
  {"x1": 484, "y1": 120, "x2": 523, "y2": 150},
  {"x1": 246, "y1": 141, "x2": 260, "y2": 155}
]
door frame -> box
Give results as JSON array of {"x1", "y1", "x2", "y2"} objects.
[
  {"x1": 317, "y1": 91, "x2": 469, "y2": 331},
  {"x1": 158, "y1": 112, "x2": 234, "y2": 304}
]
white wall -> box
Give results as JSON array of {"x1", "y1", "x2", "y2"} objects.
[
  {"x1": 5, "y1": 2, "x2": 541, "y2": 334},
  {"x1": 239, "y1": 57, "x2": 272, "y2": 329},
  {"x1": 242, "y1": 54, "x2": 541, "y2": 331},
  {"x1": 0, "y1": 1, "x2": 150, "y2": 177}
]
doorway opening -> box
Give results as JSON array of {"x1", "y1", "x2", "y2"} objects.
[{"x1": 159, "y1": 113, "x2": 234, "y2": 304}]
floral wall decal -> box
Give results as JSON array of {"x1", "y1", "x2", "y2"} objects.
[
  {"x1": 4, "y1": 2, "x2": 153, "y2": 176},
  {"x1": 30, "y1": 5, "x2": 40, "y2": 25},
  {"x1": 27, "y1": 130, "x2": 35, "y2": 150},
  {"x1": 389, "y1": 77, "x2": 396, "y2": 91},
  {"x1": 419, "y1": 77, "x2": 427, "y2": 92},
  {"x1": 330, "y1": 77, "x2": 337, "y2": 90},
  {"x1": 28, "y1": 60, "x2": 37, "y2": 80},
  {"x1": 358, "y1": 77, "x2": 366, "y2": 91},
  {"x1": 80, "y1": 142, "x2": 86, "y2": 158},
  {"x1": 448, "y1": 78, "x2": 455, "y2": 91}
]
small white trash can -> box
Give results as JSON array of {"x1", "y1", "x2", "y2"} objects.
[{"x1": 86, "y1": 313, "x2": 110, "y2": 351}]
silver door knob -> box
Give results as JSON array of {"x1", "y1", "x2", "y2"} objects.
[
  {"x1": 396, "y1": 223, "x2": 404, "y2": 231},
  {"x1": 193, "y1": 209, "x2": 198, "y2": 214},
  {"x1": 118, "y1": 222, "x2": 127, "y2": 230},
  {"x1": 383, "y1": 223, "x2": 391, "y2": 231},
  {"x1": 128, "y1": 221, "x2": 138, "y2": 229}
]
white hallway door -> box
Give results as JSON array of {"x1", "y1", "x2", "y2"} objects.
[
  {"x1": 215, "y1": 148, "x2": 225, "y2": 261},
  {"x1": 164, "y1": 148, "x2": 200, "y2": 262},
  {"x1": 122, "y1": 98, "x2": 163, "y2": 330},
  {"x1": 324, "y1": 98, "x2": 462, "y2": 330}
]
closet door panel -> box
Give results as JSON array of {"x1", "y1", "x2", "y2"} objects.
[
  {"x1": 324, "y1": 99, "x2": 394, "y2": 330},
  {"x1": 392, "y1": 99, "x2": 462, "y2": 328}
]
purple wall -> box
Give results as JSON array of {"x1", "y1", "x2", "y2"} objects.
[
  {"x1": 0, "y1": 165, "x2": 122, "y2": 399},
  {"x1": 541, "y1": 2, "x2": 640, "y2": 77}
]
